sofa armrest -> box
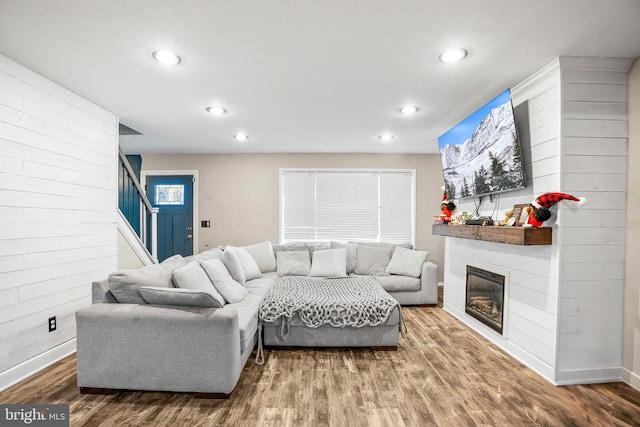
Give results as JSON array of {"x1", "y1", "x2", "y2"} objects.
[
  {"x1": 76, "y1": 303, "x2": 242, "y2": 394},
  {"x1": 419, "y1": 261, "x2": 439, "y2": 305}
]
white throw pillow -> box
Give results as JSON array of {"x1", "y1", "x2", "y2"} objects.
[
  {"x1": 223, "y1": 246, "x2": 262, "y2": 284},
  {"x1": 200, "y1": 259, "x2": 249, "y2": 303},
  {"x1": 171, "y1": 261, "x2": 226, "y2": 307},
  {"x1": 386, "y1": 247, "x2": 428, "y2": 278},
  {"x1": 242, "y1": 241, "x2": 277, "y2": 273},
  {"x1": 309, "y1": 248, "x2": 347, "y2": 278},
  {"x1": 276, "y1": 250, "x2": 311, "y2": 276}
]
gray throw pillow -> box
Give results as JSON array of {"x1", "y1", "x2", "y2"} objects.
[
  {"x1": 330, "y1": 242, "x2": 357, "y2": 273},
  {"x1": 276, "y1": 250, "x2": 311, "y2": 276},
  {"x1": 200, "y1": 259, "x2": 249, "y2": 303},
  {"x1": 354, "y1": 245, "x2": 393, "y2": 276},
  {"x1": 189, "y1": 248, "x2": 223, "y2": 263},
  {"x1": 309, "y1": 248, "x2": 347, "y2": 278},
  {"x1": 108, "y1": 263, "x2": 174, "y2": 304},
  {"x1": 171, "y1": 261, "x2": 226, "y2": 307},
  {"x1": 139, "y1": 286, "x2": 223, "y2": 308},
  {"x1": 242, "y1": 241, "x2": 277, "y2": 273},
  {"x1": 222, "y1": 247, "x2": 246, "y2": 285},
  {"x1": 386, "y1": 247, "x2": 428, "y2": 278},
  {"x1": 161, "y1": 254, "x2": 187, "y2": 270}
]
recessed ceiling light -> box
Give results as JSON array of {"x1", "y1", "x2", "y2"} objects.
[
  {"x1": 399, "y1": 106, "x2": 420, "y2": 115},
  {"x1": 206, "y1": 106, "x2": 227, "y2": 116},
  {"x1": 234, "y1": 133, "x2": 249, "y2": 141},
  {"x1": 152, "y1": 50, "x2": 182, "y2": 65},
  {"x1": 378, "y1": 133, "x2": 395, "y2": 142},
  {"x1": 439, "y1": 48, "x2": 468, "y2": 63}
]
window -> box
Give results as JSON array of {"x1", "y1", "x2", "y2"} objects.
[
  {"x1": 155, "y1": 184, "x2": 185, "y2": 205},
  {"x1": 280, "y1": 169, "x2": 415, "y2": 243}
]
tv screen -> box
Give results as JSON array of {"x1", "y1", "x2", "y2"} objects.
[{"x1": 438, "y1": 89, "x2": 525, "y2": 199}]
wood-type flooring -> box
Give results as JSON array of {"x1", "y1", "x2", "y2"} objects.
[{"x1": 2, "y1": 306, "x2": 640, "y2": 426}]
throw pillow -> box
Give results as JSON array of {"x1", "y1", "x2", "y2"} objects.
[
  {"x1": 108, "y1": 263, "x2": 174, "y2": 304},
  {"x1": 242, "y1": 241, "x2": 277, "y2": 273},
  {"x1": 200, "y1": 259, "x2": 249, "y2": 303},
  {"x1": 308, "y1": 248, "x2": 347, "y2": 277},
  {"x1": 276, "y1": 250, "x2": 311, "y2": 276},
  {"x1": 160, "y1": 254, "x2": 187, "y2": 270},
  {"x1": 354, "y1": 245, "x2": 393, "y2": 276},
  {"x1": 189, "y1": 248, "x2": 223, "y2": 263},
  {"x1": 386, "y1": 247, "x2": 428, "y2": 278},
  {"x1": 222, "y1": 247, "x2": 246, "y2": 285},
  {"x1": 330, "y1": 242, "x2": 357, "y2": 273},
  {"x1": 171, "y1": 261, "x2": 226, "y2": 307},
  {"x1": 139, "y1": 286, "x2": 224, "y2": 308},
  {"x1": 223, "y1": 246, "x2": 262, "y2": 284}
]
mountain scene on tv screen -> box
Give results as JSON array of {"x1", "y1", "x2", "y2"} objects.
[{"x1": 440, "y1": 101, "x2": 524, "y2": 199}]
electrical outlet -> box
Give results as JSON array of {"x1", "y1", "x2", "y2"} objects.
[{"x1": 48, "y1": 316, "x2": 56, "y2": 332}]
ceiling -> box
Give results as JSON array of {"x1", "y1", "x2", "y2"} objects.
[{"x1": 1, "y1": 1, "x2": 639, "y2": 155}]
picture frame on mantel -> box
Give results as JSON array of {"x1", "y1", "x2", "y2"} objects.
[{"x1": 512, "y1": 204, "x2": 530, "y2": 226}]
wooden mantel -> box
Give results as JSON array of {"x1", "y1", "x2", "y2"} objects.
[{"x1": 432, "y1": 224, "x2": 552, "y2": 245}]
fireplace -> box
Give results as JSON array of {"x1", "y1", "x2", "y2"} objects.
[{"x1": 465, "y1": 266, "x2": 505, "y2": 334}]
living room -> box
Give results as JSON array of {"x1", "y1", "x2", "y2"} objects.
[{"x1": 1, "y1": 1, "x2": 640, "y2": 425}]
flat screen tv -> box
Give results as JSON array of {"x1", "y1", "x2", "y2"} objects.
[{"x1": 438, "y1": 88, "x2": 525, "y2": 199}]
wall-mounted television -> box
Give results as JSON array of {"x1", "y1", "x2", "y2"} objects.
[{"x1": 438, "y1": 89, "x2": 525, "y2": 199}]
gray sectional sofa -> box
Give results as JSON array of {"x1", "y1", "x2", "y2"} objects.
[{"x1": 75, "y1": 241, "x2": 438, "y2": 398}]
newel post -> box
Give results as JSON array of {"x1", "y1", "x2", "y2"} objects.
[{"x1": 151, "y1": 207, "x2": 160, "y2": 263}]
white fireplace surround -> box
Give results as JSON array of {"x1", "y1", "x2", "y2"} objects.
[{"x1": 442, "y1": 56, "x2": 630, "y2": 385}]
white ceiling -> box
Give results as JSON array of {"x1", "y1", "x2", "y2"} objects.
[{"x1": 1, "y1": 1, "x2": 639, "y2": 155}]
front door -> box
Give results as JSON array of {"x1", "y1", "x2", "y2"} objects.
[{"x1": 146, "y1": 175, "x2": 194, "y2": 261}]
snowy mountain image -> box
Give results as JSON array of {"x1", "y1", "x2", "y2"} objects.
[{"x1": 438, "y1": 90, "x2": 525, "y2": 199}]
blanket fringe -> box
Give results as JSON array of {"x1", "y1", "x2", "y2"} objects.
[
  {"x1": 254, "y1": 322, "x2": 265, "y2": 365},
  {"x1": 399, "y1": 306, "x2": 408, "y2": 338}
]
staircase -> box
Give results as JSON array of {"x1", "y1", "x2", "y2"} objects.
[{"x1": 117, "y1": 148, "x2": 158, "y2": 265}]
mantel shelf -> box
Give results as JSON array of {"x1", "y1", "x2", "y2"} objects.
[{"x1": 432, "y1": 224, "x2": 552, "y2": 245}]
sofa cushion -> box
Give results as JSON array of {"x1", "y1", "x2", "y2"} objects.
[
  {"x1": 244, "y1": 272, "x2": 278, "y2": 298},
  {"x1": 309, "y1": 248, "x2": 347, "y2": 278},
  {"x1": 161, "y1": 254, "x2": 188, "y2": 270},
  {"x1": 223, "y1": 293, "x2": 264, "y2": 353},
  {"x1": 354, "y1": 245, "x2": 392, "y2": 276},
  {"x1": 139, "y1": 286, "x2": 224, "y2": 308},
  {"x1": 276, "y1": 250, "x2": 310, "y2": 276},
  {"x1": 372, "y1": 275, "x2": 422, "y2": 292},
  {"x1": 386, "y1": 247, "x2": 428, "y2": 278},
  {"x1": 330, "y1": 242, "x2": 357, "y2": 273},
  {"x1": 108, "y1": 261, "x2": 178, "y2": 304},
  {"x1": 172, "y1": 262, "x2": 226, "y2": 307},
  {"x1": 200, "y1": 259, "x2": 249, "y2": 303},
  {"x1": 242, "y1": 241, "x2": 277, "y2": 273}
]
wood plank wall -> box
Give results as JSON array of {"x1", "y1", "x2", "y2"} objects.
[
  {"x1": 0, "y1": 53, "x2": 118, "y2": 390},
  {"x1": 556, "y1": 57, "x2": 632, "y2": 382}
]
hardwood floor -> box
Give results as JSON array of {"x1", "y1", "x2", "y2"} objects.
[{"x1": 2, "y1": 306, "x2": 640, "y2": 426}]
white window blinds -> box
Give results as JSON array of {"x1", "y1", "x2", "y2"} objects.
[{"x1": 280, "y1": 170, "x2": 415, "y2": 243}]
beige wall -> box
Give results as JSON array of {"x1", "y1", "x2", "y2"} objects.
[
  {"x1": 624, "y1": 58, "x2": 640, "y2": 389},
  {"x1": 142, "y1": 153, "x2": 446, "y2": 280},
  {"x1": 117, "y1": 229, "x2": 146, "y2": 270}
]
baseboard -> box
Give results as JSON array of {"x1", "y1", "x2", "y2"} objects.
[
  {"x1": 0, "y1": 339, "x2": 76, "y2": 392},
  {"x1": 554, "y1": 367, "x2": 622, "y2": 385},
  {"x1": 621, "y1": 367, "x2": 640, "y2": 391}
]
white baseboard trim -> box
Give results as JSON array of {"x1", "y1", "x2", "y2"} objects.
[
  {"x1": 0, "y1": 339, "x2": 77, "y2": 392},
  {"x1": 621, "y1": 367, "x2": 640, "y2": 391},
  {"x1": 555, "y1": 368, "x2": 622, "y2": 385},
  {"x1": 444, "y1": 303, "x2": 556, "y2": 384}
]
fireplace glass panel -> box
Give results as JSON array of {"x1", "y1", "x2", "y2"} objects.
[{"x1": 465, "y1": 266, "x2": 505, "y2": 334}]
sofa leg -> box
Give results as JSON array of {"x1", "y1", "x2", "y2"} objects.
[
  {"x1": 193, "y1": 392, "x2": 231, "y2": 399},
  {"x1": 418, "y1": 303, "x2": 437, "y2": 307},
  {"x1": 80, "y1": 387, "x2": 116, "y2": 395},
  {"x1": 371, "y1": 346, "x2": 397, "y2": 351}
]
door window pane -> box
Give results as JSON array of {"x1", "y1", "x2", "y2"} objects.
[{"x1": 155, "y1": 184, "x2": 185, "y2": 205}]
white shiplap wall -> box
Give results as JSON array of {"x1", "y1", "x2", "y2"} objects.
[
  {"x1": 0, "y1": 53, "x2": 118, "y2": 390},
  {"x1": 556, "y1": 57, "x2": 632, "y2": 383},
  {"x1": 442, "y1": 57, "x2": 630, "y2": 385}
]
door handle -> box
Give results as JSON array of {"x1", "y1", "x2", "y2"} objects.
[{"x1": 187, "y1": 234, "x2": 193, "y2": 239}]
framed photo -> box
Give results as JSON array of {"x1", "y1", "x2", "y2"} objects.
[{"x1": 511, "y1": 204, "x2": 530, "y2": 226}]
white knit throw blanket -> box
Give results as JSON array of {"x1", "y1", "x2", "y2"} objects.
[{"x1": 255, "y1": 276, "x2": 404, "y2": 365}]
